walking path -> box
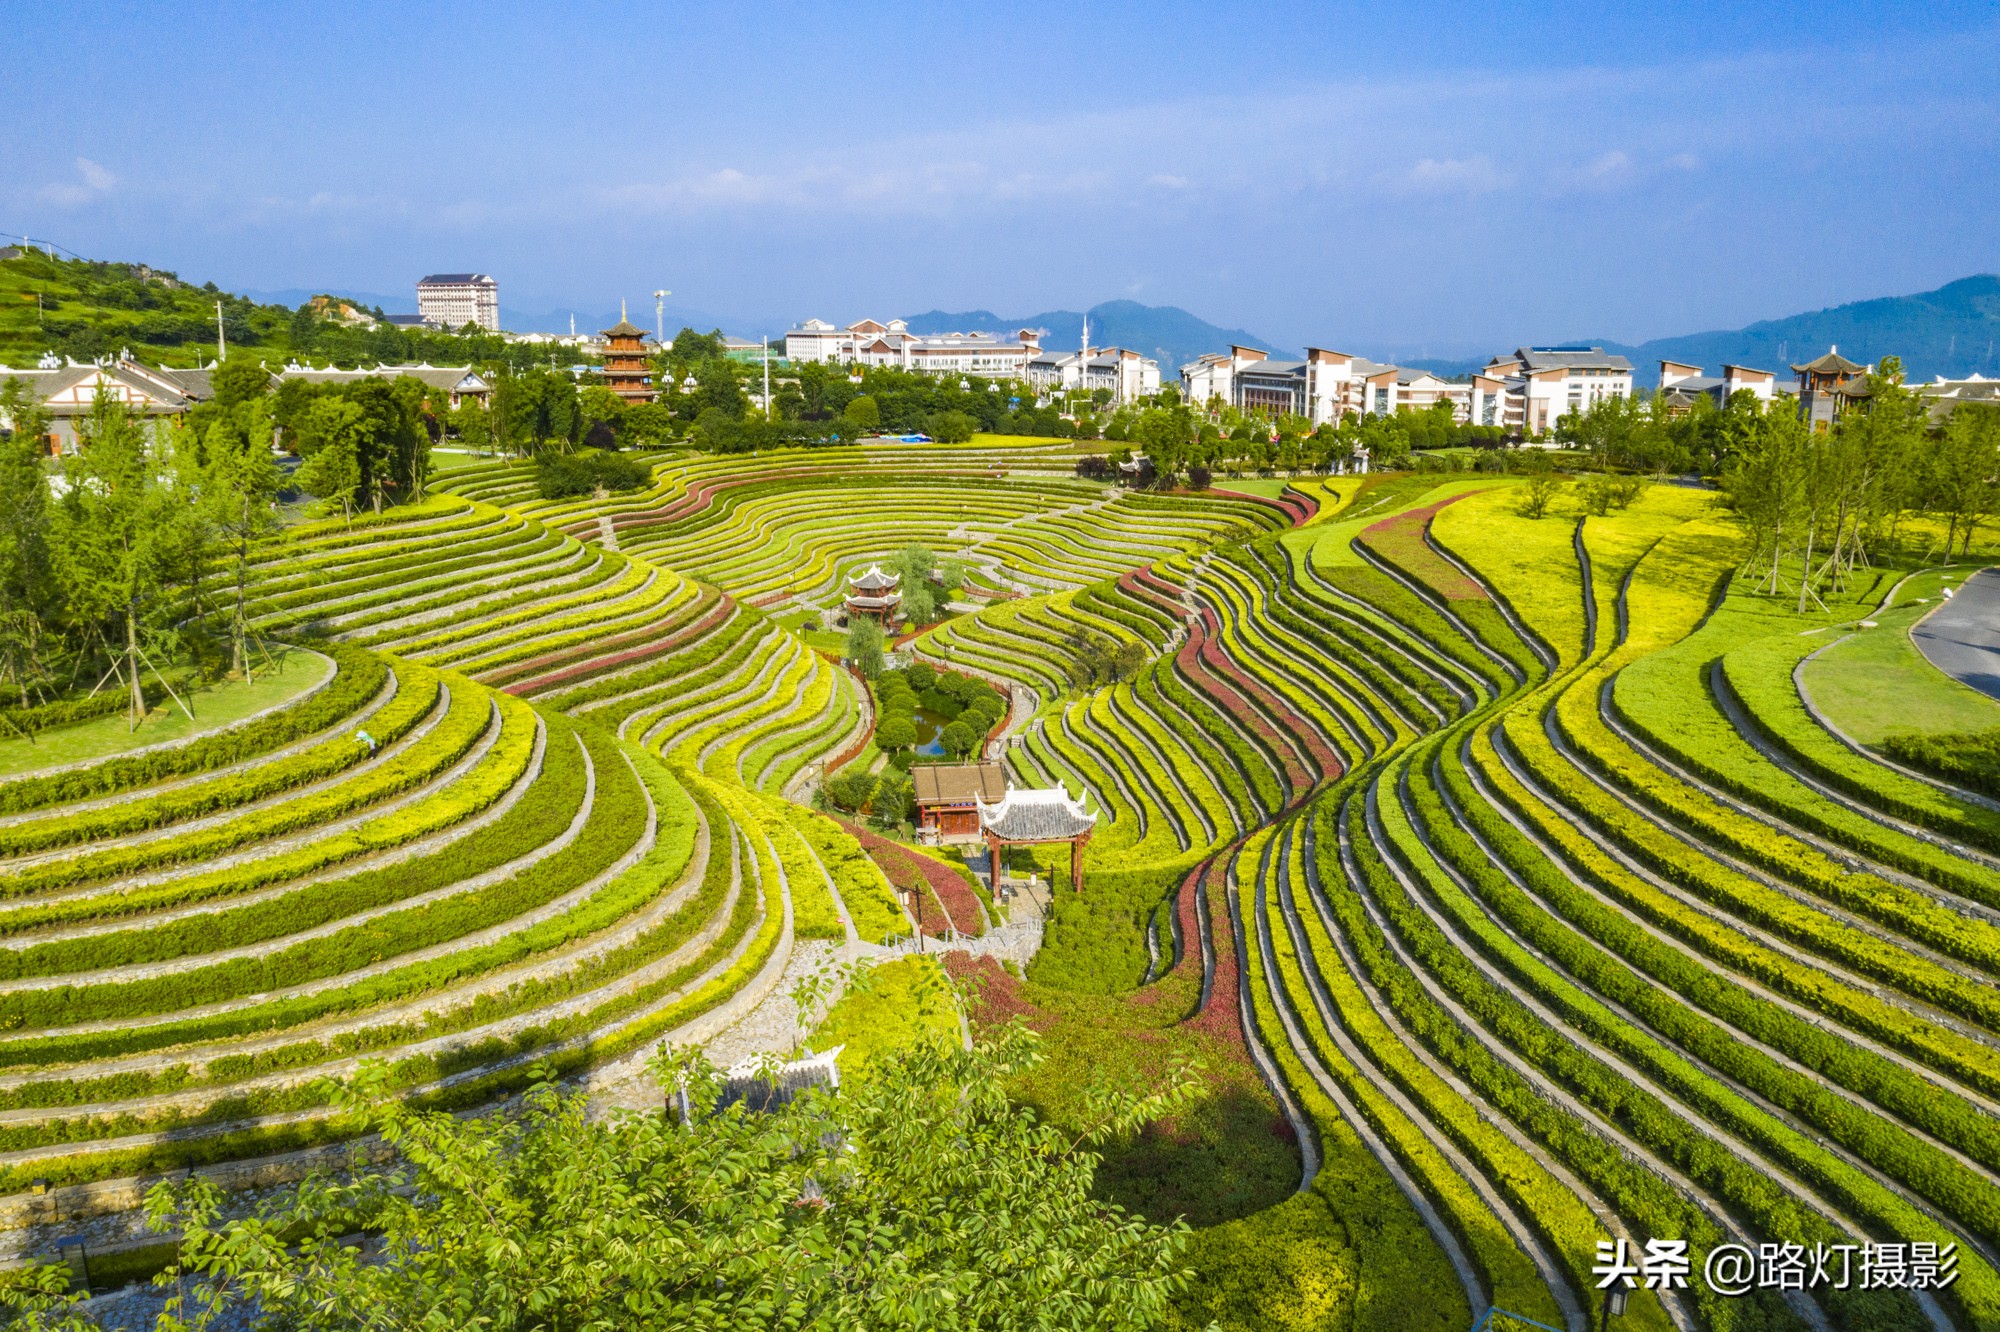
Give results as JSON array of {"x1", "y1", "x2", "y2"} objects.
[{"x1": 1912, "y1": 568, "x2": 2000, "y2": 701}]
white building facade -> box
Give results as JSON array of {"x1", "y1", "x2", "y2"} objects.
[
  {"x1": 1025, "y1": 347, "x2": 1161, "y2": 403},
  {"x1": 783, "y1": 318, "x2": 1040, "y2": 378},
  {"x1": 1467, "y1": 346, "x2": 1633, "y2": 435},
  {"x1": 1182, "y1": 345, "x2": 1442, "y2": 424},
  {"x1": 416, "y1": 274, "x2": 500, "y2": 333}
]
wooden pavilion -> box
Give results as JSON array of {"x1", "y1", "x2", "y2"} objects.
[
  {"x1": 977, "y1": 782, "x2": 1097, "y2": 893},
  {"x1": 1792, "y1": 347, "x2": 1867, "y2": 430},
  {"x1": 843, "y1": 564, "x2": 902, "y2": 624},
  {"x1": 599, "y1": 302, "x2": 656, "y2": 404},
  {"x1": 913, "y1": 762, "x2": 1006, "y2": 840}
]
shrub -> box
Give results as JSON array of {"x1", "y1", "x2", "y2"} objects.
[
  {"x1": 827, "y1": 769, "x2": 879, "y2": 812},
  {"x1": 534, "y1": 449, "x2": 651, "y2": 499}
]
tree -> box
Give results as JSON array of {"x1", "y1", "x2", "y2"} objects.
[
  {"x1": 893, "y1": 544, "x2": 942, "y2": 626},
  {"x1": 0, "y1": 380, "x2": 57, "y2": 691},
  {"x1": 931, "y1": 409, "x2": 976, "y2": 444},
  {"x1": 93, "y1": 1032, "x2": 1193, "y2": 1331},
  {"x1": 452, "y1": 398, "x2": 494, "y2": 454},
  {"x1": 827, "y1": 768, "x2": 879, "y2": 813},
  {"x1": 845, "y1": 616, "x2": 886, "y2": 678},
  {"x1": 870, "y1": 769, "x2": 914, "y2": 824},
  {"x1": 201, "y1": 399, "x2": 283, "y2": 675},
  {"x1": 844, "y1": 395, "x2": 881, "y2": 432},
  {"x1": 1515, "y1": 469, "x2": 1565, "y2": 519},
  {"x1": 294, "y1": 398, "x2": 367, "y2": 519},
  {"x1": 1926, "y1": 403, "x2": 2000, "y2": 558},
  {"x1": 51, "y1": 391, "x2": 196, "y2": 726},
  {"x1": 876, "y1": 714, "x2": 918, "y2": 752},
  {"x1": 941, "y1": 718, "x2": 978, "y2": 759}
]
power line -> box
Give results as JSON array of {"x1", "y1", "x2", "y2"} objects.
[{"x1": 0, "y1": 230, "x2": 86, "y2": 261}]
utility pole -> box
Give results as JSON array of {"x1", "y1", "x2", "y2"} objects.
[
  {"x1": 216, "y1": 300, "x2": 226, "y2": 361},
  {"x1": 762, "y1": 336, "x2": 770, "y2": 414}
]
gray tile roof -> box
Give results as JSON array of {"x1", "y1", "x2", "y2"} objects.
[
  {"x1": 978, "y1": 786, "x2": 1097, "y2": 841},
  {"x1": 1516, "y1": 346, "x2": 1633, "y2": 373}
]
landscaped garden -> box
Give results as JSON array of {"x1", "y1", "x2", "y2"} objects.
[{"x1": 7, "y1": 386, "x2": 2000, "y2": 1332}]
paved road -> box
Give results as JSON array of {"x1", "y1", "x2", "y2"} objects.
[{"x1": 1912, "y1": 568, "x2": 2000, "y2": 701}]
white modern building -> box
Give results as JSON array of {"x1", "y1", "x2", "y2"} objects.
[
  {"x1": 1468, "y1": 346, "x2": 1634, "y2": 434},
  {"x1": 784, "y1": 318, "x2": 1041, "y2": 378},
  {"x1": 416, "y1": 274, "x2": 500, "y2": 333},
  {"x1": 1181, "y1": 345, "x2": 1430, "y2": 424},
  {"x1": 1026, "y1": 348, "x2": 1160, "y2": 403},
  {"x1": 1656, "y1": 360, "x2": 1781, "y2": 415}
]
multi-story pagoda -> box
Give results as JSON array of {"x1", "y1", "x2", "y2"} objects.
[
  {"x1": 599, "y1": 301, "x2": 656, "y2": 404},
  {"x1": 1792, "y1": 346, "x2": 1867, "y2": 430},
  {"x1": 844, "y1": 564, "x2": 902, "y2": 623}
]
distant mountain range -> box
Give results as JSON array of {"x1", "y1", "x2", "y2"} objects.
[
  {"x1": 1595, "y1": 275, "x2": 2000, "y2": 386},
  {"x1": 240, "y1": 275, "x2": 2000, "y2": 387},
  {"x1": 901, "y1": 300, "x2": 1289, "y2": 378}
]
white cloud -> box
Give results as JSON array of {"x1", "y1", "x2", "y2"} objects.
[
  {"x1": 1389, "y1": 155, "x2": 1511, "y2": 198},
  {"x1": 1147, "y1": 173, "x2": 1190, "y2": 189},
  {"x1": 1587, "y1": 150, "x2": 1632, "y2": 177},
  {"x1": 37, "y1": 157, "x2": 117, "y2": 206},
  {"x1": 1666, "y1": 151, "x2": 1702, "y2": 171}
]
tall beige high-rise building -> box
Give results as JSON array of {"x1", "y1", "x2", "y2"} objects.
[{"x1": 416, "y1": 273, "x2": 500, "y2": 332}]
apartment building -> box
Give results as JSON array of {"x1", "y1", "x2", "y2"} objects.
[
  {"x1": 1656, "y1": 360, "x2": 1781, "y2": 415},
  {"x1": 416, "y1": 273, "x2": 500, "y2": 333},
  {"x1": 783, "y1": 318, "x2": 1041, "y2": 378},
  {"x1": 1181, "y1": 345, "x2": 1422, "y2": 424},
  {"x1": 1468, "y1": 346, "x2": 1633, "y2": 434},
  {"x1": 1025, "y1": 347, "x2": 1161, "y2": 404}
]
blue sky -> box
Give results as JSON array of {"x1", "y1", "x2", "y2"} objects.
[{"x1": 3, "y1": 1, "x2": 1996, "y2": 356}]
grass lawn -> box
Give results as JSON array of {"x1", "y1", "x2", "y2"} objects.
[
  {"x1": 0, "y1": 646, "x2": 334, "y2": 778},
  {"x1": 808, "y1": 955, "x2": 961, "y2": 1075},
  {"x1": 1799, "y1": 573, "x2": 2000, "y2": 745}
]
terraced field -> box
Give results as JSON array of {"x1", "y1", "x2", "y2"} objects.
[
  {"x1": 435, "y1": 442, "x2": 1297, "y2": 608},
  {"x1": 11, "y1": 436, "x2": 2000, "y2": 1332},
  {"x1": 915, "y1": 473, "x2": 2000, "y2": 1332}
]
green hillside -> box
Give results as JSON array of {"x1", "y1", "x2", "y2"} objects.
[{"x1": 0, "y1": 248, "x2": 581, "y2": 370}]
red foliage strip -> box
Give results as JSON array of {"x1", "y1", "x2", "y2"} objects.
[
  {"x1": 1175, "y1": 608, "x2": 1321, "y2": 800},
  {"x1": 944, "y1": 953, "x2": 1047, "y2": 1033},
  {"x1": 839, "y1": 818, "x2": 987, "y2": 939},
  {"x1": 1186, "y1": 855, "x2": 1245, "y2": 1047},
  {"x1": 498, "y1": 594, "x2": 736, "y2": 697},
  {"x1": 1356, "y1": 493, "x2": 1487, "y2": 601},
  {"x1": 1190, "y1": 606, "x2": 1339, "y2": 783}
]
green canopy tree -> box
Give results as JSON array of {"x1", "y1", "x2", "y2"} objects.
[
  {"x1": 23, "y1": 1031, "x2": 1193, "y2": 1331},
  {"x1": 294, "y1": 397, "x2": 367, "y2": 520},
  {"x1": 201, "y1": 399, "x2": 284, "y2": 676},
  {"x1": 844, "y1": 616, "x2": 886, "y2": 678},
  {"x1": 51, "y1": 391, "x2": 200, "y2": 726},
  {"x1": 0, "y1": 381, "x2": 58, "y2": 691}
]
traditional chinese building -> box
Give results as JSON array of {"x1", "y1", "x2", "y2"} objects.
[
  {"x1": 1792, "y1": 347, "x2": 1868, "y2": 430},
  {"x1": 978, "y1": 782, "x2": 1097, "y2": 892},
  {"x1": 844, "y1": 565, "x2": 901, "y2": 623},
  {"x1": 599, "y1": 302, "x2": 656, "y2": 404},
  {"x1": 912, "y1": 762, "x2": 1007, "y2": 840}
]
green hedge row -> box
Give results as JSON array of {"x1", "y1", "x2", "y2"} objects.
[{"x1": 0, "y1": 645, "x2": 381, "y2": 816}]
